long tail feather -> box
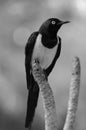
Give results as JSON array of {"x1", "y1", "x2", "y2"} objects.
[{"x1": 25, "y1": 83, "x2": 39, "y2": 128}]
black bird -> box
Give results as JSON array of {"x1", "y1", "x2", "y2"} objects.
[{"x1": 25, "y1": 18, "x2": 69, "y2": 128}]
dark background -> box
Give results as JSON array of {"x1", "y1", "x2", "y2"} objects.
[{"x1": 0, "y1": 0, "x2": 86, "y2": 130}]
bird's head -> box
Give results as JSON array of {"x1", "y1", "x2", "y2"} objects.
[{"x1": 39, "y1": 18, "x2": 70, "y2": 38}]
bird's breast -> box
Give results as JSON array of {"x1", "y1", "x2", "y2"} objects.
[{"x1": 31, "y1": 34, "x2": 58, "y2": 69}]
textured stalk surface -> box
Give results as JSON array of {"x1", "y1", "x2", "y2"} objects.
[
  {"x1": 32, "y1": 59, "x2": 58, "y2": 130},
  {"x1": 63, "y1": 57, "x2": 81, "y2": 130},
  {"x1": 31, "y1": 57, "x2": 81, "y2": 130}
]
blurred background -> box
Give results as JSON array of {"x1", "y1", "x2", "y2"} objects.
[{"x1": 0, "y1": 0, "x2": 86, "y2": 130}]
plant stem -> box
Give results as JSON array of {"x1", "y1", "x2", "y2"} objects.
[
  {"x1": 32, "y1": 59, "x2": 58, "y2": 130},
  {"x1": 63, "y1": 57, "x2": 81, "y2": 130}
]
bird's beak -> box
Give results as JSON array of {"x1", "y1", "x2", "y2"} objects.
[{"x1": 58, "y1": 21, "x2": 70, "y2": 25}]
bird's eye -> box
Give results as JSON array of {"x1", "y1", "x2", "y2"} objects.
[{"x1": 51, "y1": 21, "x2": 56, "y2": 25}]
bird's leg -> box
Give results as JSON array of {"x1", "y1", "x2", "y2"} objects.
[
  {"x1": 34, "y1": 58, "x2": 40, "y2": 64},
  {"x1": 43, "y1": 69, "x2": 48, "y2": 81}
]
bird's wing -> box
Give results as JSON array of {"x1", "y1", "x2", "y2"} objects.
[
  {"x1": 25, "y1": 31, "x2": 39, "y2": 89},
  {"x1": 45, "y1": 36, "x2": 61, "y2": 76}
]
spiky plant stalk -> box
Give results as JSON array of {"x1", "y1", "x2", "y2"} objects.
[
  {"x1": 63, "y1": 57, "x2": 81, "y2": 130},
  {"x1": 32, "y1": 59, "x2": 58, "y2": 130},
  {"x1": 31, "y1": 57, "x2": 81, "y2": 130}
]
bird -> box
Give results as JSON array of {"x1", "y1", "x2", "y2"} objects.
[{"x1": 25, "y1": 18, "x2": 69, "y2": 128}]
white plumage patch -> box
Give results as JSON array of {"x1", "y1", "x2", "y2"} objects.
[{"x1": 32, "y1": 34, "x2": 58, "y2": 69}]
